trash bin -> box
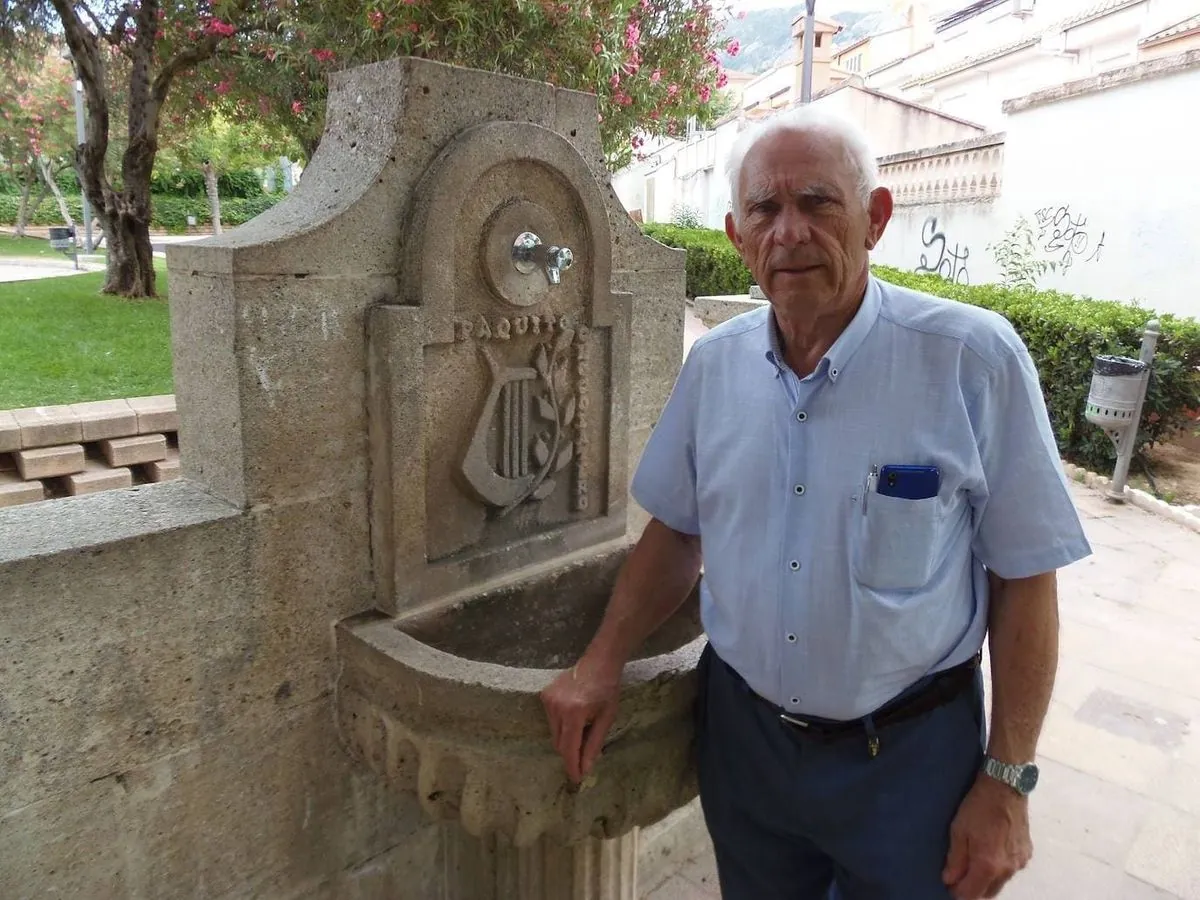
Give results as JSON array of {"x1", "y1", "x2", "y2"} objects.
[
  {"x1": 48, "y1": 226, "x2": 75, "y2": 251},
  {"x1": 1084, "y1": 354, "x2": 1148, "y2": 431}
]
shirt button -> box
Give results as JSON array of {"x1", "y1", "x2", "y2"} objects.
[
  {"x1": 786, "y1": 633, "x2": 797, "y2": 643},
  {"x1": 788, "y1": 560, "x2": 801, "y2": 571},
  {"x1": 793, "y1": 483, "x2": 806, "y2": 496},
  {"x1": 796, "y1": 410, "x2": 808, "y2": 422}
]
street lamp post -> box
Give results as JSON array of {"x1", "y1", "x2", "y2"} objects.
[
  {"x1": 801, "y1": 0, "x2": 817, "y2": 103},
  {"x1": 73, "y1": 79, "x2": 93, "y2": 253}
]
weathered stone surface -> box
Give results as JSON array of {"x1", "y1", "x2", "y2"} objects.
[
  {"x1": 692, "y1": 294, "x2": 767, "y2": 330},
  {"x1": 71, "y1": 398, "x2": 139, "y2": 442},
  {"x1": 144, "y1": 451, "x2": 181, "y2": 483},
  {"x1": 13, "y1": 404, "x2": 82, "y2": 447},
  {"x1": 127, "y1": 394, "x2": 179, "y2": 434},
  {"x1": 0, "y1": 470, "x2": 43, "y2": 507},
  {"x1": 65, "y1": 460, "x2": 134, "y2": 496},
  {"x1": 0, "y1": 409, "x2": 20, "y2": 452},
  {"x1": 14, "y1": 443, "x2": 85, "y2": 479},
  {"x1": 99, "y1": 433, "x2": 167, "y2": 467}
]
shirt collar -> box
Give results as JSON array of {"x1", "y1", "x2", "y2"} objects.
[{"x1": 763, "y1": 275, "x2": 882, "y2": 383}]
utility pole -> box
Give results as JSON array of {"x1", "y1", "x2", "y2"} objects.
[
  {"x1": 73, "y1": 79, "x2": 93, "y2": 253},
  {"x1": 801, "y1": 0, "x2": 817, "y2": 103}
]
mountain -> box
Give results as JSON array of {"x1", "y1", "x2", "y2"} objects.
[{"x1": 719, "y1": 5, "x2": 896, "y2": 74}]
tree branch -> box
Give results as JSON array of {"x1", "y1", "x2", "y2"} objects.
[
  {"x1": 109, "y1": 2, "x2": 136, "y2": 45},
  {"x1": 75, "y1": 0, "x2": 108, "y2": 38},
  {"x1": 151, "y1": 36, "x2": 223, "y2": 107}
]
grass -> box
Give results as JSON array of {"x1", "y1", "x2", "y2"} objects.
[
  {"x1": 0, "y1": 234, "x2": 64, "y2": 259},
  {"x1": 0, "y1": 269, "x2": 173, "y2": 408}
]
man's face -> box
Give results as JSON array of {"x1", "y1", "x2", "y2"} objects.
[{"x1": 725, "y1": 129, "x2": 891, "y2": 315}]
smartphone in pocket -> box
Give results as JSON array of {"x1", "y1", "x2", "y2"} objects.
[{"x1": 876, "y1": 465, "x2": 940, "y2": 500}]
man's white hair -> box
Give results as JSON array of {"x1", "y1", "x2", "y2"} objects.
[{"x1": 725, "y1": 105, "x2": 881, "y2": 223}]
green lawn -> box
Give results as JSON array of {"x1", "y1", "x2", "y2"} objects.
[
  {"x1": 0, "y1": 234, "x2": 62, "y2": 259},
  {"x1": 0, "y1": 270, "x2": 173, "y2": 409}
]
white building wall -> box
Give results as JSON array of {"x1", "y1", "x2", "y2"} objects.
[
  {"x1": 996, "y1": 59, "x2": 1200, "y2": 318},
  {"x1": 874, "y1": 57, "x2": 1200, "y2": 320}
]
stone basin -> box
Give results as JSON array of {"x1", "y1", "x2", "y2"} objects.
[{"x1": 335, "y1": 539, "x2": 706, "y2": 847}]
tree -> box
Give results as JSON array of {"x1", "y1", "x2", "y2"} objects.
[
  {"x1": 0, "y1": 2, "x2": 262, "y2": 298},
  {"x1": 157, "y1": 111, "x2": 297, "y2": 234},
  {"x1": 0, "y1": 45, "x2": 78, "y2": 236},
  {"x1": 213, "y1": 0, "x2": 738, "y2": 170}
]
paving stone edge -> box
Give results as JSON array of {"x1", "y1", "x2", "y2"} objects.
[{"x1": 1061, "y1": 460, "x2": 1200, "y2": 535}]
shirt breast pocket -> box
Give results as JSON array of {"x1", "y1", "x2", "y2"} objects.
[{"x1": 853, "y1": 493, "x2": 945, "y2": 591}]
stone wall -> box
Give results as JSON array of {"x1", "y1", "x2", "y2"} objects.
[{"x1": 0, "y1": 58, "x2": 691, "y2": 899}]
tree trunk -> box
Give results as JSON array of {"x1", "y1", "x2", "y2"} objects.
[
  {"x1": 38, "y1": 155, "x2": 75, "y2": 228},
  {"x1": 14, "y1": 167, "x2": 33, "y2": 237},
  {"x1": 101, "y1": 198, "x2": 156, "y2": 298},
  {"x1": 202, "y1": 161, "x2": 222, "y2": 235}
]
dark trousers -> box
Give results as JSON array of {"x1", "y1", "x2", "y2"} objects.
[{"x1": 694, "y1": 645, "x2": 986, "y2": 900}]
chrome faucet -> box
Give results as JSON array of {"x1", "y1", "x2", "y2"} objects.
[{"x1": 511, "y1": 231, "x2": 574, "y2": 285}]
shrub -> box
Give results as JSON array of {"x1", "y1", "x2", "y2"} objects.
[
  {"x1": 873, "y1": 266, "x2": 1200, "y2": 471},
  {"x1": 635, "y1": 225, "x2": 1200, "y2": 471},
  {"x1": 641, "y1": 223, "x2": 752, "y2": 298},
  {"x1": 0, "y1": 191, "x2": 283, "y2": 232}
]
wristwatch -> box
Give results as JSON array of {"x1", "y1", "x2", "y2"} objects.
[{"x1": 982, "y1": 757, "x2": 1039, "y2": 796}]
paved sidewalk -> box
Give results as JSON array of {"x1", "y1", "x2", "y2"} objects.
[
  {"x1": 647, "y1": 483, "x2": 1200, "y2": 900},
  {"x1": 650, "y1": 313, "x2": 1200, "y2": 899}
]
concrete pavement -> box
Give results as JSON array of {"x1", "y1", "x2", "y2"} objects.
[{"x1": 647, "y1": 311, "x2": 1200, "y2": 899}]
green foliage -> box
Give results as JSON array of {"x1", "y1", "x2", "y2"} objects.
[
  {"x1": 873, "y1": 266, "x2": 1200, "y2": 471},
  {"x1": 0, "y1": 270, "x2": 173, "y2": 408},
  {"x1": 149, "y1": 168, "x2": 267, "y2": 199},
  {"x1": 642, "y1": 223, "x2": 751, "y2": 297},
  {"x1": 210, "y1": 0, "x2": 736, "y2": 168},
  {"x1": 988, "y1": 216, "x2": 1055, "y2": 290},
  {"x1": 0, "y1": 191, "x2": 283, "y2": 231},
  {"x1": 636, "y1": 225, "x2": 1200, "y2": 471}
]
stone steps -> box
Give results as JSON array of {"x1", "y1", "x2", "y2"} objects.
[{"x1": 0, "y1": 395, "x2": 179, "y2": 508}]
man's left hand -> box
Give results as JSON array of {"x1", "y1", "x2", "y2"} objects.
[{"x1": 941, "y1": 773, "x2": 1033, "y2": 899}]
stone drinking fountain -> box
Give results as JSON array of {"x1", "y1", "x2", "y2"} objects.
[{"x1": 165, "y1": 57, "x2": 703, "y2": 898}]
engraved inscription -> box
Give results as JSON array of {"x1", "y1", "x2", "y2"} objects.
[
  {"x1": 574, "y1": 325, "x2": 591, "y2": 512},
  {"x1": 454, "y1": 314, "x2": 568, "y2": 343},
  {"x1": 459, "y1": 322, "x2": 584, "y2": 515}
]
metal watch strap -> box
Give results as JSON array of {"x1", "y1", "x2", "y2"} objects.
[{"x1": 983, "y1": 757, "x2": 1033, "y2": 794}]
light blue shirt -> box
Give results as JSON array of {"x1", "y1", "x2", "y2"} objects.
[{"x1": 631, "y1": 275, "x2": 1092, "y2": 720}]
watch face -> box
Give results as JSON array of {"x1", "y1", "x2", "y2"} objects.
[{"x1": 1018, "y1": 764, "x2": 1039, "y2": 794}]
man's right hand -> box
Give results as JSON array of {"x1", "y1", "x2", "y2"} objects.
[{"x1": 540, "y1": 653, "x2": 624, "y2": 784}]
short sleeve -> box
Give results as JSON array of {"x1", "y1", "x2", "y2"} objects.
[
  {"x1": 968, "y1": 340, "x2": 1092, "y2": 579},
  {"x1": 630, "y1": 349, "x2": 702, "y2": 535}
]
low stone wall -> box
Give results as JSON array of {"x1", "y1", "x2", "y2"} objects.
[
  {"x1": 0, "y1": 396, "x2": 179, "y2": 507},
  {"x1": 692, "y1": 294, "x2": 768, "y2": 330}
]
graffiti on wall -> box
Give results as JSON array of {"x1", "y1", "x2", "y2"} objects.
[
  {"x1": 914, "y1": 216, "x2": 970, "y2": 284},
  {"x1": 1034, "y1": 205, "x2": 1105, "y2": 271}
]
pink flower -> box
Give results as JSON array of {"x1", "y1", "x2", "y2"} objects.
[
  {"x1": 726, "y1": 39, "x2": 740, "y2": 57},
  {"x1": 593, "y1": 42, "x2": 603, "y2": 54},
  {"x1": 667, "y1": 83, "x2": 680, "y2": 98},
  {"x1": 205, "y1": 19, "x2": 236, "y2": 37},
  {"x1": 699, "y1": 84, "x2": 712, "y2": 103},
  {"x1": 615, "y1": 91, "x2": 633, "y2": 106},
  {"x1": 215, "y1": 80, "x2": 231, "y2": 95},
  {"x1": 650, "y1": 69, "x2": 661, "y2": 83},
  {"x1": 632, "y1": 135, "x2": 644, "y2": 149},
  {"x1": 716, "y1": 70, "x2": 729, "y2": 88},
  {"x1": 368, "y1": 10, "x2": 385, "y2": 29},
  {"x1": 706, "y1": 50, "x2": 719, "y2": 65},
  {"x1": 624, "y1": 21, "x2": 640, "y2": 49},
  {"x1": 737, "y1": 10, "x2": 747, "y2": 19},
  {"x1": 609, "y1": 73, "x2": 620, "y2": 88},
  {"x1": 291, "y1": 100, "x2": 304, "y2": 115},
  {"x1": 311, "y1": 48, "x2": 335, "y2": 63}
]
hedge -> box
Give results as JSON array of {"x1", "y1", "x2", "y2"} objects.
[
  {"x1": 0, "y1": 192, "x2": 282, "y2": 232},
  {"x1": 641, "y1": 225, "x2": 1200, "y2": 473},
  {"x1": 642, "y1": 223, "x2": 752, "y2": 298}
]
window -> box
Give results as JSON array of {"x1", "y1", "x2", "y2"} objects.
[{"x1": 816, "y1": 33, "x2": 823, "y2": 48}]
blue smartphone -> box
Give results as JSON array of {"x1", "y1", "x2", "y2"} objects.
[{"x1": 877, "y1": 465, "x2": 940, "y2": 500}]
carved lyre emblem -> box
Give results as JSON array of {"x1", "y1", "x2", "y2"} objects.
[{"x1": 461, "y1": 326, "x2": 577, "y2": 515}]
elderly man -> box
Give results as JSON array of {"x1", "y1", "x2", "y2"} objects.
[{"x1": 541, "y1": 106, "x2": 1091, "y2": 900}]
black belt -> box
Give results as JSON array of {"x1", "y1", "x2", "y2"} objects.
[{"x1": 726, "y1": 651, "x2": 981, "y2": 756}]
